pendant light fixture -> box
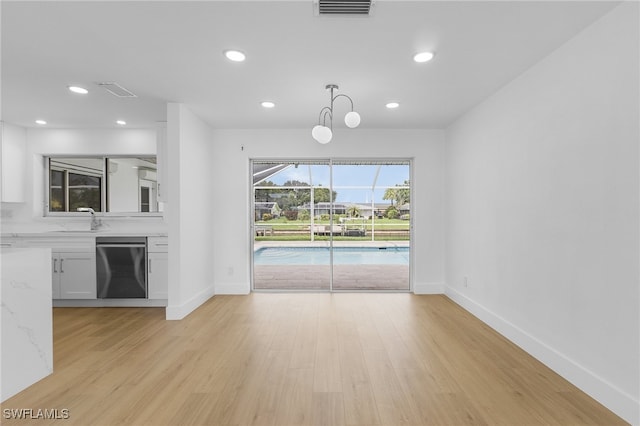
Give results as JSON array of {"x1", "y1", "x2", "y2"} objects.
[{"x1": 312, "y1": 84, "x2": 360, "y2": 144}]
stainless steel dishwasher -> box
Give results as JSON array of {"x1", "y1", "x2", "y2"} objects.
[{"x1": 96, "y1": 237, "x2": 147, "y2": 298}]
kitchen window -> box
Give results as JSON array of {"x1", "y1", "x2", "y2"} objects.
[
  {"x1": 49, "y1": 158, "x2": 103, "y2": 212},
  {"x1": 49, "y1": 169, "x2": 66, "y2": 211},
  {"x1": 46, "y1": 156, "x2": 158, "y2": 214}
]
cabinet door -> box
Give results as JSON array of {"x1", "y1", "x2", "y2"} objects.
[
  {"x1": 148, "y1": 252, "x2": 168, "y2": 299},
  {"x1": 59, "y1": 252, "x2": 96, "y2": 299},
  {"x1": 52, "y1": 255, "x2": 61, "y2": 299}
]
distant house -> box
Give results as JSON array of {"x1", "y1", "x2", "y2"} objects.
[
  {"x1": 298, "y1": 202, "x2": 392, "y2": 219},
  {"x1": 254, "y1": 202, "x2": 280, "y2": 220},
  {"x1": 298, "y1": 202, "x2": 347, "y2": 216},
  {"x1": 397, "y1": 203, "x2": 410, "y2": 216}
]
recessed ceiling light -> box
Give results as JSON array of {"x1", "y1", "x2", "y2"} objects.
[
  {"x1": 35, "y1": 119, "x2": 47, "y2": 125},
  {"x1": 116, "y1": 120, "x2": 127, "y2": 126},
  {"x1": 386, "y1": 102, "x2": 400, "y2": 109},
  {"x1": 224, "y1": 50, "x2": 246, "y2": 62},
  {"x1": 413, "y1": 51, "x2": 435, "y2": 63},
  {"x1": 261, "y1": 101, "x2": 275, "y2": 108},
  {"x1": 68, "y1": 86, "x2": 89, "y2": 94}
]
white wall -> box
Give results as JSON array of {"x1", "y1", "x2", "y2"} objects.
[
  {"x1": 166, "y1": 104, "x2": 215, "y2": 319},
  {"x1": 20, "y1": 128, "x2": 156, "y2": 220},
  {"x1": 445, "y1": 3, "x2": 639, "y2": 423},
  {"x1": 209, "y1": 128, "x2": 445, "y2": 295},
  {"x1": 1, "y1": 122, "x2": 27, "y2": 203},
  {"x1": 0, "y1": 127, "x2": 165, "y2": 233}
]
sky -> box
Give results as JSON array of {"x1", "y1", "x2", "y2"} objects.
[{"x1": 258, "y1": 163, "x2": 410, "y2": 204}]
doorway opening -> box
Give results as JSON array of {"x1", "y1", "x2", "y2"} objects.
[{"x1": 251, "y1": 159, "x2": 411, "y2": 292}]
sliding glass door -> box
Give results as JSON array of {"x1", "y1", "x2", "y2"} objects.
[
  {"x1": 251, "y1": 159, "x2": 411, "y2": 291},
  {"x1": 330, "y1": 161, "x2": 410, "y2": 290},
  {"x1": 253, "y1": 161, "x2": 332, "y2": 290}
]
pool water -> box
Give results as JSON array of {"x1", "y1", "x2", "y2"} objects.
[{"x1": 254, "y1": 246, "x2": 409, "y2": 265}]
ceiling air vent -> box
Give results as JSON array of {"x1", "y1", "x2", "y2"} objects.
[
  {"x1": 314, "y1": 0, "x2": 374, "y2": 16},
  {"x1": 95, "y1": 82, "x2": 137, "y2": 98}
]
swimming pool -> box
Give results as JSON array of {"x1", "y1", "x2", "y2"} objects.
[{"x1": 254, "y1": 246, "x2": 409, "y2": 265}]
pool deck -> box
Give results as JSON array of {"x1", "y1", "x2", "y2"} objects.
[{"x1": 253, "y1": 241, "x2": 410, "y2": 291}]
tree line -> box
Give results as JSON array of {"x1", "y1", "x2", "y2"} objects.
[
  {"x1": 256, "y1": 179, "x2": 410, "y2": 211},
  {"x1": 255, "y1": 180, "x2": 335, "y2": 212}
]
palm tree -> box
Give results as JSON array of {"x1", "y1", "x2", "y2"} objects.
[
  {"x1": 346, "y1": 204, "x2": 361, "y2": 218},
  {"x1": 395, "y1": 184, "x2": 410, "y2": 207},
  {"x1": 383, "y1": 188, "x2": 397, "y2": 206},
  {"x1": 384, "y1": 180, "x2": 410, "y2": 207}
]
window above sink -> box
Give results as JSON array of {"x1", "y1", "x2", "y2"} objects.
[{"x1": 46, "y1": 156, "x2": 160, "y2": 216}]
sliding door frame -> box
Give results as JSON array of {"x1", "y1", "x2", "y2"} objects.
[{"x1": 250, "y1": 157, "x2": 413, "y2": 293}]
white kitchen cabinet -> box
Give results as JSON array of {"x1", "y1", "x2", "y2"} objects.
[
  {"x1": 52, "y1": 251, "x2": 96, "y2": 299},
  {"x1": 147, "y1": 236, "x2": 168, "y2": 299},
  {"x1": 0, "y1": 122, "x2": 27, "y2": 203},
  {"x1": 148, "y1": 252, "x2": 168, "y2": 299}
]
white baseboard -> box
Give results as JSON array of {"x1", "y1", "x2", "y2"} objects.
[
  {"x1": 445, "y1": 286, "x2": 639, "y2": 426},
  {"x1": 165, "y1": 284, "x2": 215, "y2": 320},
  {"x1": 413, "y1": 282, "x2": 445, "y2": 294},
  {"x1": 53, "y1": 299, "x2": 167, "y2": 307},
  {"x1": 215, "y1": 282, "x2": 250, "y2": 295}
]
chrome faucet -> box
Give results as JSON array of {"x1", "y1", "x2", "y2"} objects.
[{"x1": 77, "y1": 207, "x2": 101, "y2": 230}]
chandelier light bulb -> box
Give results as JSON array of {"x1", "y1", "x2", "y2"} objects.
[
  {"x1": 312, "y1": 125, "x2": 332, "y2": 144},
  {"x1": 312, "y1": 125, "x2": 323, "y2": 141},
  {"x1": 344, "y1": 111, "x2": 361, "y2": 128}
]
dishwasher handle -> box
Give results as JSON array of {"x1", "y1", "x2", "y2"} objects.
[{"x1": 96, "y1": 243, "x2": 146, "y2": 248}]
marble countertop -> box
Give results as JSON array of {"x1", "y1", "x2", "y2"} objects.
[
  {"x1": 2, "y1": 223, "x2": 167, "y2": 238},
  {"x1": 2, "y1": 230, "x2": 168, "y2": 238},
  {"x1": 1, "y1": 219, "x2": 168, "y2": 238}
]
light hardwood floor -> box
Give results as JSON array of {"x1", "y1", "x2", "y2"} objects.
[{"x1": 1, "y1": 294, "x2": 626, "y2": 425}]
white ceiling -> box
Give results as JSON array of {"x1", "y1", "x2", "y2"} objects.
[{"x1": 1, "y1": 1, "x2": 619, "y2": 130}]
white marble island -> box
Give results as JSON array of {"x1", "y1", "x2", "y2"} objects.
[{"x1": 1, "y1": 248, "x2": 53, "y2": 401}]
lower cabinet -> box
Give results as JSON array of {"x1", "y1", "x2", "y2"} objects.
[
  {"x1": 147, "y1": 236, "x2": 168, "y2": 299},
  {"x1": 52, "y1": 251, "x2": 96, "y2": 299},
  {"x1": 148, "y1": 252, "x2": 168, "y2": 299}
]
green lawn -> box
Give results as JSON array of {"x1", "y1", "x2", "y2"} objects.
[{"x1": 254, "y1": 217, "x2": 410, "y2": 241}]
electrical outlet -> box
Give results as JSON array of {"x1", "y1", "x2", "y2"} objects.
[{"x1": 463, "y1": 276, "x2": 468, "y2": 287}]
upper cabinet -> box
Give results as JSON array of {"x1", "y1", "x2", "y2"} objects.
[{"x1": 0, "y1": 122, "x2": 27, "y2": 203}]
